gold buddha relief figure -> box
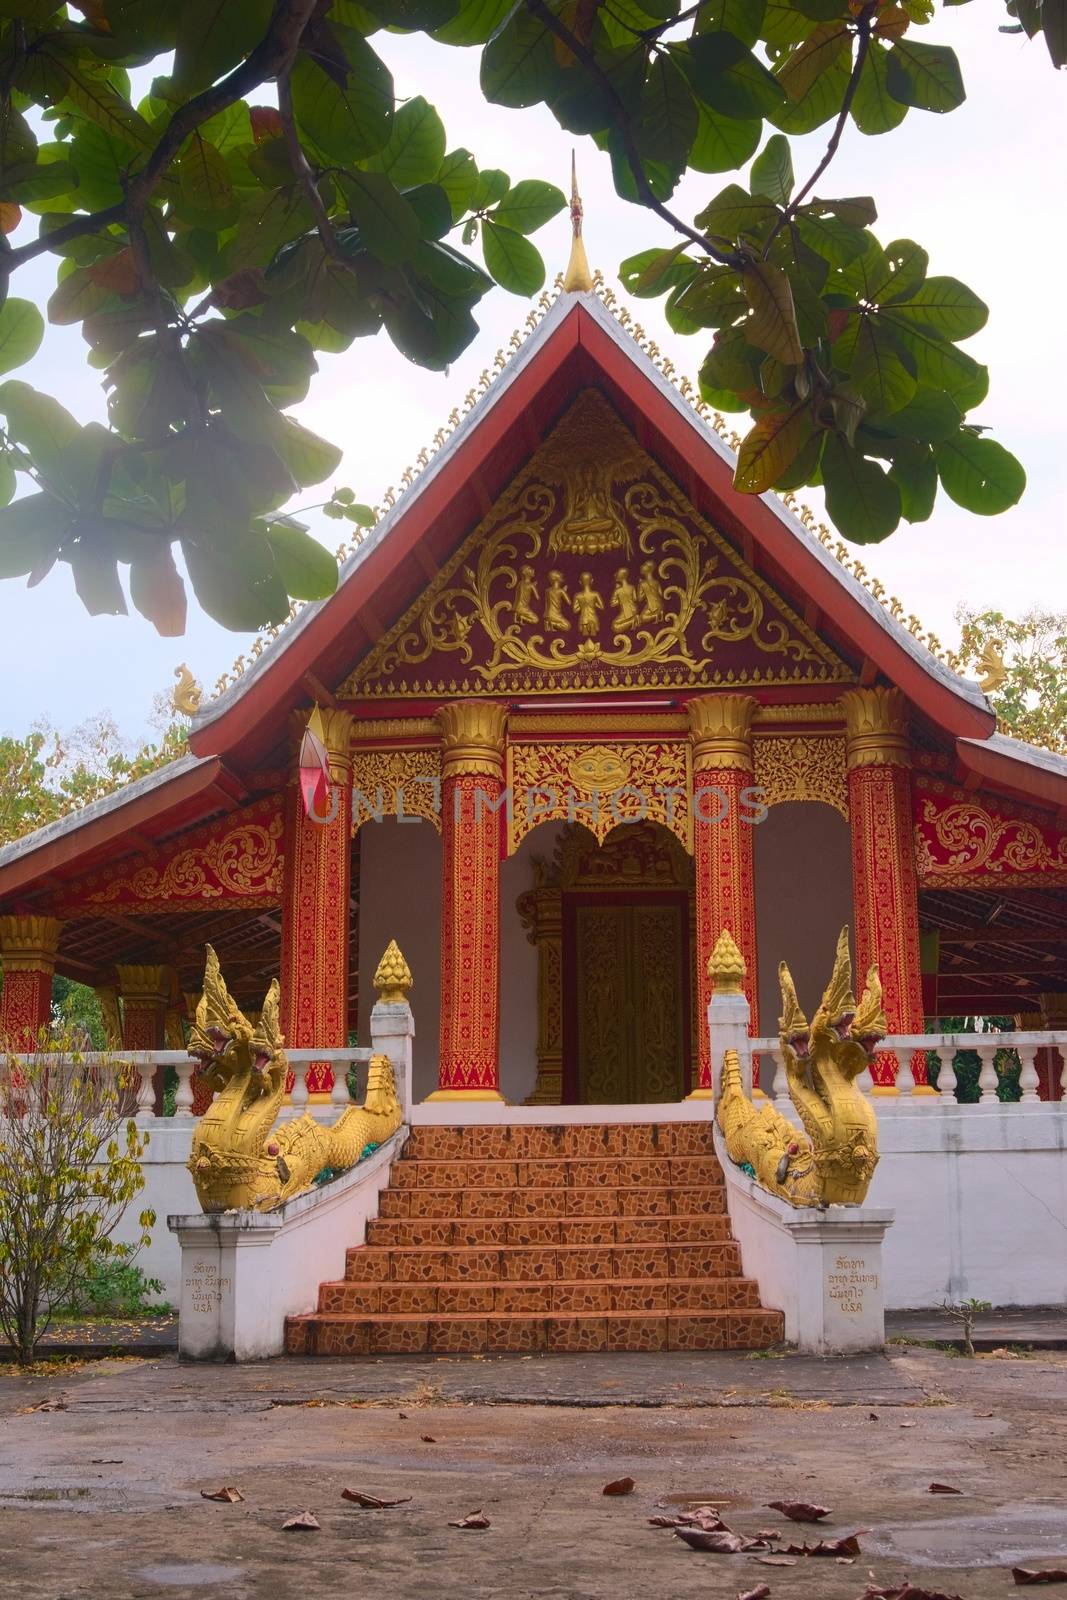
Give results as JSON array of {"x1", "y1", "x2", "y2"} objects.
[{"x1": 573, "y1": 572, "x2": 603, "y2": 637}]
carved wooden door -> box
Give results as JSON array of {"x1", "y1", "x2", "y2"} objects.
[{"x1": 567, "y1": 894, "x2": 690, "y2": 1103}]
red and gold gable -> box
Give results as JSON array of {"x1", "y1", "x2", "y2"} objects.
[
  {"x1": 341, "y1": 390, "x2": 849, "y2": 700},
  {"x1": 914, "y1": 774, "x2": 1067, "y2": 888}
]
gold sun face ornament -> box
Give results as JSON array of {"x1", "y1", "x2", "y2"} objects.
[{"x1": 567, "y1": 745, "x2": 633, "y2": 792}]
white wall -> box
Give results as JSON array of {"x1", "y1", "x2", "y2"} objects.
[
  {"x1": 753, "y1": 802, "x2": 854, "y2": 1028},
  {"x1": 357, "y1": 815, "x2": 442, "y2": 1101}
]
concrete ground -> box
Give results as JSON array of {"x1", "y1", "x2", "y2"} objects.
[{"x1": 1, "y1": 1347, "x2": 1066, "y2": 1599}]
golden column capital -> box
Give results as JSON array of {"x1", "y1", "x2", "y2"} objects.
[
  {"x1": 288, "y1": 706, "x2": 354, "y2": 782},
  {"x1": 708, "y1": 927, "x2": 747, "y2": 995},
  {"x1": 0, "y1": 914, "x2": 62, "y2": 971},
  {"x1": 839, "y1": 686, "x2": 911, "y2": 769},
  {"x1": 686, "y1": 693, "x2": 757, "y2": 772},
  {"x1": 115, "y1": 963, "x2": 171, "y2": 1006},
  {"x1": 436, "y1": 700, "x2": 507, "y2": 780}
]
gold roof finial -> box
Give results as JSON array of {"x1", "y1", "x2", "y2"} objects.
[
  {"x1": 562, "y1": 151, "x2": 593, "y2": 294},
  {"x1": 172, "y1": 663, "x2": 202, "y2": 717},
  {"x1": 708, "y1": 928, "x2": 746, "y2": 995},
  {"x1": 374, "y1": 939, "x2": 413, "y2": 1004}
]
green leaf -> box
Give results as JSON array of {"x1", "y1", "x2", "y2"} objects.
[
  {"x1": 695, "y1": 183, "x2": 778, "y2": 244},
  {"x1": 172, "y1": 0, "x2": 272, "y2": 96},
  {"x1": 366, "y1": 95, "x2": 446, "y2": 188},
  {"x1": 750, "y1": 134, "x2": 794, "y2": 204},
  {"x1": 471, "y1": 167, "x2": 509, "y2": 209},
  {"x1": 480, "y1": 8, "x2": 557, "y2": 109},
  {"x1": 129, "y1": 541, "x2": 187, "y2": 635},
  {"x1": 881, "y1": 276, "x2": 987, "y2": 340},
  {"x1": 177, "y1": 134, "x2": 237, "y2": 224},
  {"x1": 848, "y1": 318, "x2": 917, "y2": 416},
  {"x1": 935, "y1": 434, "x2": 1026, "y2": 515},
  {"x1": 60, "y1": 68, "x2": 154, "y2": 151},
  {"x1": 889, "y1": 322, "x2": 988, "y2": 409},
  {"x1": 689, "y1": 102, "x2": 761, "y2": 173},
  {"x1": 70, "y1": 541, "x2": 127, "y2": 617},
  {"x1": 291, "y1": 28, "x2": 393, "y2": 161},
  {"x1": 263, "y1": 518, "x2": 339, "y2": 600},
  {"x1": 639, "y1": 53, "x2": 698, "y2": 165},
  {"x1": 363, "y1": 0, "x2": 459, "y2": 25},
  {"x1": 0, "y1": 492, "x2": 74, "y2": 577},
  {"x1": 0, "y1": 299, "x2": 45, "y2": 376},
  {"x1": 851, "y1": 39, "x2": 909, "y2": 135},
  {"x1": 492, "y1": 179, "x2": 566, "y2": 235},
  {"x1": 437, "y1": 148, "x2": 479, "y2": 219},
  {"x1": 821, "y1": 433, "x2": 901, "y2": 542},
  {"x1": 0, "y1": 381, "x2": 82, "y2": 493},
  {"x1": 619, "y1": 244, "x2": 696, "y2": 299},
  {"x1": 734, "y1": 403, "x2": 816, "y2": 493},
  {"x1": 432, "y1": 0, "x2": 513, "y2": 46},
  {"x1": 794, "y1": 211, "x2": 867, "y2": 267},
  {"x1": 684, "y1": 34, "x2": 785, "y2": 119},
  {"x1": 887, "y1": 440, "x2": 937, "y2": 524},
  {"x1": 271, "y1": 417, "x2": 343, "y2": 487},
  {"x1": 481, "y1": 220, "x2": 545, "y2": 296},
  {"x1": 406, "y1": 182, "x2": 453, "y2": 240},
  {"x1": 874, "y1": 387, "x2": 961, "y2": 442},
  {"x1": 0, "y1": 457, "x2": 15, "y2": 508},
  {"x1": 742, "y1": 260, "x2": 803, "y2": 365},
  {"x1": 769, "y1": 32, "x2": 850, "y2": 133},
  {"x1": 885, "y1": 39, "x2": 965, "y2": 113},
  {"x1": 776, "y1": 19, "x2": 851, "y2": 101},
  {"x1": 695, "y1": 0, "x2": 767, "y2": 49},
  {"x1": 181, "y1": 525, "x2": 290, "y2": 630},
  {"x1": 870, "y1": 238, "x2": 928, "y2": 304},
  {"x1": 340, "y1": 170, "x2": 423, "y2": 264}
]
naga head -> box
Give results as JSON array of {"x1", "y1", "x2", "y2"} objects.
[{"x1": 188, "y1": 946, "x2": 285, "y2": 1094}]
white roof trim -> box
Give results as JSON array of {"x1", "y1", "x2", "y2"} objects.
[{"x1": 191, "y1": 289, "x2": 990, "y2": 733}]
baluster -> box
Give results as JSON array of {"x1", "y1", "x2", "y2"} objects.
[
  {"x1": 933, "y1": 1046, "x2": 957, "y2": 1104},
  {"x1": 1058, "y1": 1045, "x2": 1067, "y2": 1103},
  {"x1": 976, "y1": 1043, "x2": 1000, "y2": 1104},
  {"x1": 857, "y1": 1053, "x2": 876, "y2": 1096},
  {"x1": 173, "y1": 1056, "x2": 196, "y2": 1117},
  {"x1": 331, "y1": 1058, "x2": 351, "y2": 1107},
  {"x1": 771, "y1": 1047, "x2": 791, "y2": 1111},
  {"x1": 135, "y1": 1058, "x2": 157, "y2": 1119},
  {"x1": 1017, "y1": 1046, "x2": 1040, "y2": 1104},
  {"x1": 289, "y1": 1058, "x2": 311, "y2": 1112}
]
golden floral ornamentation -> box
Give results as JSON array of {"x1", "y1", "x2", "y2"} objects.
[
  {"x1": 840, "y1": 686, "x2": 910, "y2": 769},
  {"x1": 352, "y1": 749, "x2": 442, "y2": 833},
  {"x1": 506, "y1": 739, "x2": 690, "y2": 854},
  {"x1": 373, "y1": 939, "x2": 413, "y2": 1004},
  {"x1": 342, "y1": 390, "x2": 844, "y2": 699},
  {"x1": 753, "y1": 734, "x2": 849, "y2": 818},
  {"x1": 708, "y1": 928, "x2": 746, "y2": 995},
  {"x1": 84, "y1": 807, "x2": 284, "y2": 906},
  {"x1": 915, "y1": 795, "x2": 1067, "y2": 884}
]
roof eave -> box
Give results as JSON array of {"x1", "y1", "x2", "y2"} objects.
[{"x1": 955, "y1": 733, "x2": 1067, "y2": 811}]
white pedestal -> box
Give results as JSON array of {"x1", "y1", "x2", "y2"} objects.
[{"x1": 716, "y1": 1129, "x2": 893, "y2": 1354}]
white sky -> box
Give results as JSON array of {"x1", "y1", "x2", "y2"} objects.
[{"x1": 0, "y1": 8, "x2": 1063, "y2": 745}]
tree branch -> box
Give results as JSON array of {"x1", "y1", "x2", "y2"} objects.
[
  {"x1": 763, "y1": 3, "x2": 880, "y2": 257},
  {"x1": 523, "y1": 0, "x2": 743, "y2": 270},
  {"x1": 277, "y1": 65, "x2": 346, "y2": 264},
  {"x1": 4, "y1": 0, "x2": 320, "y2": 273}
]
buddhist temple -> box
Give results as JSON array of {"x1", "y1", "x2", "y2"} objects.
[{"x1": 2, "y1": 274, "x2": 1065, "y2": 1106}]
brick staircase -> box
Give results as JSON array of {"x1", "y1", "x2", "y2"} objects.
[{"x1": 285, "y1": 1122, "x2": 783, "y2": 1356}]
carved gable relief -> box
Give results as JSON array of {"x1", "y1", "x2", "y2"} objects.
[{"x1": 340, "y1": 389, "x2": 849, "y2": 700}]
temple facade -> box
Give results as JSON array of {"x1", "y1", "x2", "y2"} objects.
[{"x1": 1, "y1": 287, "x2": 1066, "y2": 1108}]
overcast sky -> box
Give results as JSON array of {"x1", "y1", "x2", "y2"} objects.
[{"x1": 0, "y1": 8, "x2": 1062, "y2": 747}]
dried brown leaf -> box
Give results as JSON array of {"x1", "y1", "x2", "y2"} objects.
[
  {"x1": 756, "y1": 1554, "x2": 798, "y2": 1567},
  {"x1": 420, "y1": 1434, "x2": 437, "y2": 1443},
  {"x1": 449, "y1": 1510, "x2": 490, "y2": 1529},
  {"x1": 602, "y1": 1476, "x2": 636, "y2": 1496},
  {"x1": 281, "y1": 1511, "x2": 320, "y2": 1531},
  {"x1": 674, "y1": 1527, "x2": 745, "y2": 1553},
  {"x1": 785, "y1": 1531, "x2": 865, "y2": 1557},
  {"x1": 927, "y1": 1483, "x2": 962, "y2": 1495},
  {"x1": 738, "y1": 1587, "x2": 772, "y2": 1600},
  {"x1": 340, "y1": 1488, "x2": 412, "y2": 1508},
  {"x1": 201, "y1": 1486, "x2": 243, "y2": 1503},
  {"x1": 767, "y1": 1499, "x2": 831, "y2": 1522},
  {"x1": 1013, "y1": 1571, "x2": 1067, "y2": 1587},
  {"x1": 860, "y1": 1584, "x2": 967, "y2": 1600}
]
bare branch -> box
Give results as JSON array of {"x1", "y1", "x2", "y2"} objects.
[
  {"x1": 277, "y1": 66, "x2": 346, "y2": 264},
  {"x1": 523, "y1": 0, "x2": 744, "y2": 271}
]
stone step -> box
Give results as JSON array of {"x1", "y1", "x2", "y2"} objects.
[
  {"x1": 388, "y1": 1155, "x2": 725, "y2": 1191},
  {"x1": 285, "y1": 1307, "x2": 784, "y2": 1356},
  {"x1": 402, "y1": 1124, "x2": 716, "y2": 1161},
  {"x1": 379, "y1": 1184, "x2": 725, "y2": 1219},
  {"x1": 318, "y1": 1276, "x2": 765, "y2": 1316},
  {"x1": 365, "y1": 1214, "x2": 732, "y2": 1248},
  {"x1": 343, "y1": 1241, "x2": 742, "y2": 1282}
]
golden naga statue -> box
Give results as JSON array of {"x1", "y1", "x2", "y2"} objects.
[
  {"x1": 187, "y1": 946, "x2": 402, "y2": 1213},
  {"x1": 715, "y1": 927, "x2": 886, "y2": 1207}
]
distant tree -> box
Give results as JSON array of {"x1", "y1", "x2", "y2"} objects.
[
  {"x1": 0, "y1": 694, "x2": 187, "y2": 846},
  {"x1": 52, "y1": 975, "x2": 107, "y2": 1049},
  {"x1": 956, "y1": 607, "x2": 1067, "y2": 754},
  {"x1": 0, "y1": 0, "x2": 1051, "y2": 632}
]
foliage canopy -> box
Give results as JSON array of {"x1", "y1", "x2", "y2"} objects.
[{"x1": 0, "y1": 0, "x2": 1052, "y2": 632}]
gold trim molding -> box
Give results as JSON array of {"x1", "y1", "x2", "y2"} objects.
[
  {"x1": 753, "y1": 733, "x2": 849, "y2": 819},
  {"x1": 353, "y1": 749, "x2": 442, "y2": 832},
  {"x1": 507, "y1": 740, "x2": 691, "y2": 855}
]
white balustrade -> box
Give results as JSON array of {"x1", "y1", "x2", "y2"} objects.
[
  {"x1": 135, "y1": 1057, "x2": 158, "y2": 1118},
  {"x1": 288, "y1": 1057, "x2": 311, "y2": 1111},
  {"x1": 173, "y1": 1056, "x2": 196, "y2": 1117},
  {"x1": 976, "y1": 1043, "x2": 1000, "y2": 1104},
  {"x1": 769, "y1": 1045, "x2": 791, "y2": 1111},
  {"x1": 1017, "y1": 1045, "x2": 1041, "y2": 1104}
]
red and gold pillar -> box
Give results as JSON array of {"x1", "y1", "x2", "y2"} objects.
[
  {"x1": 0, "y1": 915, "x2": 61, "y2": 1046},
  {"x1": 115, "y1": 964, "x2": 170, "y2": 1052},
  {"x1": 280, "y1": 708, "x2": 354, "y2": 1097},
  {"x1": 431, "y1": 700, "x2": 507, "y2": 1101},
  {"x1": 687, "y1": 694, "x2": 759, "y2": 1096},
  {"x1": 841, "y1": 687, "x2": 926, "y2": 1091}
]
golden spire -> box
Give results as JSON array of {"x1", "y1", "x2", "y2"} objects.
[
  {"x1": 562, "y1": 152, "x2": 593, "y2": 294},
  {"x1": 708, "y1": 928, "x2": 746, "y2": 995},
  {"x1": 374, "y1": 939, "x2": 413, "y2": 1004}
]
